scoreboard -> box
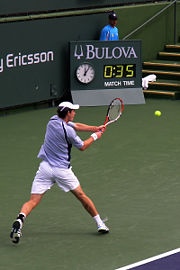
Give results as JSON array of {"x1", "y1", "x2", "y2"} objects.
[
  {"x1": 103, "y1": 64, "x2": 136, "y2": 79},
  {"x1": 70, "y1": 40, "x2": 145, "y2": 105}
]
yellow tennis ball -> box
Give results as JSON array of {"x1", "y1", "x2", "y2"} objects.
[{"x1": 155, "y1": 110, "x2": 161, "y2": 117}]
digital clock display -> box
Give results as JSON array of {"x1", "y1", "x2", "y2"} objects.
[{"x1": 104, "y1": 64, "x2": 136, "y2": 79}]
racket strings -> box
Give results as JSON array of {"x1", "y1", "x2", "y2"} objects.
[{"x1": 108, "y1": 99, "x2": 121, "y2": 121}]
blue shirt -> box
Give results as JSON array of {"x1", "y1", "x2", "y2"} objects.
[
  {"x1": 100, "y1": 25, "x2": 119, "y2": 41},
  {"x1": 38, "y1": 115, "x2": 84, "y2": 168}
]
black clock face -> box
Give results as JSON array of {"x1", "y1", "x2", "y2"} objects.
[{"x1": 76, "y1": 63, "x2": 95, "y2": 84}]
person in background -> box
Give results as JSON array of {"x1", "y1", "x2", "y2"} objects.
[{"x1": 100, "y1": 12, "x2": 119, "y2": 41}]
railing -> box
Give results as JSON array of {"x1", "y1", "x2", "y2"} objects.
[{"x1": 123, "y1": 0, "x2": 177, "y2": 44}]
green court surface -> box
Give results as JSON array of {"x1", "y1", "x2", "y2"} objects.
[{"x1": 0, "y1": 99, "x2": 180, "y2": 270}]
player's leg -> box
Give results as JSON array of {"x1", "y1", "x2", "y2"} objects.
[
  {"x1": 54, "y1": 166, "x2": 109, "y2": 233},
  {"x1": 10, "y1": 161, "x2": 54, "y2": 244},
  {"x1": 20, "y1": 193, "x2": 44, "y2": 217},
  {"x1": 10, "y1": 194, "x2": 44, "y2": 244},
  {"x1": 71, "y1": 185, "x2": 109, "y2": 233},
  {"x1": 71, "y1": 185, "x2": 98, "y2": 216}
]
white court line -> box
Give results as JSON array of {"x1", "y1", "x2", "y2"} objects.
[{"x1": 115, "y1": 247, "x2": 180, "y2": 270}]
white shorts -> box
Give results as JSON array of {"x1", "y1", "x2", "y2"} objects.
[{"x1": 31, "y1": 161, "x2": 80, "y2": 194}]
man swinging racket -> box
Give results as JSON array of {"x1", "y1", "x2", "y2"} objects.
[{"x1": 10, "y1": 101, "x2": 109, "y2": 244}]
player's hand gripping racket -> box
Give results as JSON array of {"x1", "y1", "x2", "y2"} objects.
[{"x1": 104, "y1": 98, "x2": 123, "y2": 127}]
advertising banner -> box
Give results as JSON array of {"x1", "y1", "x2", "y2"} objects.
[{"x1": 0, "y1": 13, "x2": 107, "y2": 108}]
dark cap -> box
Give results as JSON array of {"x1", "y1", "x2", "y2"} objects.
[{"x1": 109, "y1": 12, "x2": 118, "y2": 20}]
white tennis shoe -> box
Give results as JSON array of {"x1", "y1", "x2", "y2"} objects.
[
  {"x1": 10, "y1": 219, "x2": 23, "y2": 244},
  {"x1": 97, "y1": 223, "x2": 109, "y2": 233}
]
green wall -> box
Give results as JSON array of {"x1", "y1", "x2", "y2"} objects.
[
  {"x1": 115, "y1": 1, "x2": 180, "y2": 60},
  {"x1": 0, "y1": 13, "x2": 109, "y2": 108},
  {"x1": 0, "y1": 0, "x2": 152, "y2": 15},
  {"x1": 0, "y1": 1, "x2": 179, "y2": 108}
]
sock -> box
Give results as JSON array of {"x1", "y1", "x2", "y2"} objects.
[
  {"x1": 16, "y1": 213, "x2": 26, "y2": 223},
  {"x1": 93, "y1": 214, "x2": 103, "y2": 226}
]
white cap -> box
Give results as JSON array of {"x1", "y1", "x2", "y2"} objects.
[{"x1": 58, "y1": 101, "x2": 79, "y2": 111}]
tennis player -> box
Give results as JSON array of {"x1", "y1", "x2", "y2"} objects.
[{"x1": 10, "y1": 101, "x2": 109, "y2": 244}]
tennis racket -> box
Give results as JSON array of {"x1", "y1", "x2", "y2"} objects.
[{"x1": 104, "y1": 98, "x2": 123, "y2": 127}]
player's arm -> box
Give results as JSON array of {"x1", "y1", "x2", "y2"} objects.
[
  {"x1": 74, "y1": 123, "x2": 105, "y2": 132},
  {"x1": 79, "y1": 131, "x2": 103, "y2": 151},
  {"x1": 67, "y1": 126, "x2": 105, "y2": 151},
  {"x1": 79, "y1": 136, "x2": 94, "y2": 151}
]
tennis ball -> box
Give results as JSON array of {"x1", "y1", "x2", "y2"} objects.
[{"x1": 154, "y1": 110, "x2": 161, "y2": 117}]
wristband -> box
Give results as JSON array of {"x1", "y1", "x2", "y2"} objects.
[{"x1": 91, "y1": 133, "x2": 98, "y2": 141}]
